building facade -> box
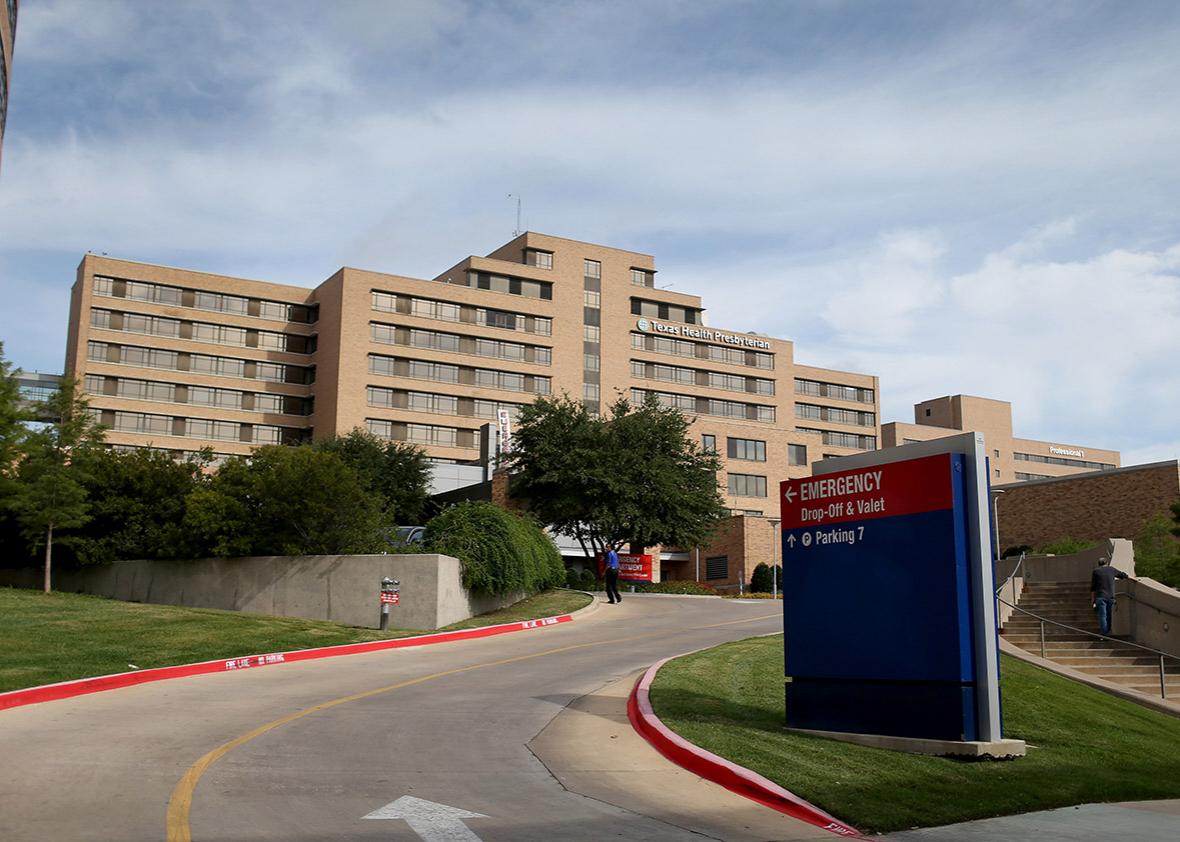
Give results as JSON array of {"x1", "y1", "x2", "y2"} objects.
[
  {"x1": 64, "y1": 232, "x2": 881, "y2": 515},
  {"x1": 1, "y1": 0, "x2": 16, "y2": 170},
  {"x1": 882, "y1": 394, "x2": 1120, "y2": 485}
]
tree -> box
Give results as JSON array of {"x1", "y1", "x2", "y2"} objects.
[
  {"x1": 750, "y1": 562, "x2": 782, "y2": 593},
  {"x1": 0, "y1": 341, "x2": 27, "y2": 481},
  {"x1": 1136, "y1": 511, "x2": 1180, "y2": 589},
  {"x1": 313, "y1": 429, "x2": 431, "y2": 524},
  {"x1": 68, "y1": 447, "x2": 211, "y2": 565},
  {"x1": 10, "y1": 377, "x2": 105, "y2": 591},
  {"x1": 183, "y1": 446, "x2": 388, "y2": 557},
  {"x1": 1172, "y1": 499, "x2": 1180, "y2": 539},
  {"x1": 505, "y1": 393, "x2": 727, "y2": 564}
]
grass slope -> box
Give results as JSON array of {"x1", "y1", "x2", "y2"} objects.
[
  {"x1": 650, "y1": 635, "x2": 1180, "y2": 834},
  {"x1": 0, "y1": 587, "x2": 590, "y2": 693}
]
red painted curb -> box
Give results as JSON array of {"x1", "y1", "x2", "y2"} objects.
[
  {"x1": 0, "y1": 614, "x2": 573, "y2": 712},
  {"x1": 627, "y1": 656, "x2": 862, "y2": 838}
]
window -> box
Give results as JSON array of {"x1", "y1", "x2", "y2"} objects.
[
  {"x1": 527, "y1": 250, "x2": 553, "y2": 269},
  {"x1": 727, "y1": 437, "x2": 766, "y2": 461},
  {"x1": 788, "y1": 444, "x2": 808, "y2": 466},
  {"x1": 583, "y1": 290, "x2": 601, "y2": 308},
  {"x1": 583, "y1": 354, "x2": 600, "y2": 371},
  {"x1": 584, "y1": 325, "x2": 601, "y2": 342},
  {"x1": 702, "y1": 434, "x2": 717, "y2": 454},
  {"x1": 705, "y1": 556, "x2": 728, "y2": 581},
  {"x1": 484, "y1": 309, "x2": 516, "y2": 330},
  {"x1": 631, "y1": 268, "x2": 654, "y2": 287},
  {"x1": 194, "y1": 291, "x2": 249, "y2": 316},
  {"x1": 186, "y1": 418, "x2": 241, "y2": 441},
  {"x1": 583, "y1": 383, "x2": 600, "y2": 401},
  {"x1": 90, "y1": 309, "x2": 113, "y2": 329},
  {"x1": 728, "y1": 473, "x2": 768, "y2": 497},
  {"x1": 583, "y1": 259, "x2": 601, "y2": 279}
]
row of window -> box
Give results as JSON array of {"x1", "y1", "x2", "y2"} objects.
[
  {"x1": 90, "y1": 308, "x2": 311, "y2": 354},
  {"x1": 703, "y1": 436, "x2": 809, "y2": 467},
  {"x1": 83, "y1": 374, "x2": 311, "y2": 416},
  {"x1": 366, "y1": 386, "x2": 523, "y2": 421},
  {"x1": 631, "y1": 333, "x2": 774, "y2": 370},
  {"x1": 87, "y1": 341, "x2": 314, "y2": 385},
  {"x1": 794, "y1": 402, "x2": 876, "y2": 428},
  {"x1": 795, "y1": 378, "x2": 875, "y2": 405},
  {"x1": 367, "y1": 354, "x2": 552, "y2": 395},
  {"x1": 370, "y1": 291, "x2": 553, "y2": 337},
  {"x1": 1014, "y1": 452, "x2": 1115, "y2": 470},
  {"x1": 370, "y1": 323, "x2": 552, "y2": 366},
  {"x1": 630, "y1": 360, "x2": 774, "y2": 396},
  {"x1": 91, "y1": 408, "x2": 305, "y2": 445},
  {"x1": 366, "y1": 419, "x2": 479, "y2": 449},
  {"x1": 630, "y1": 298, "x2": 702, "y2": 325},
  {"x1": 1015, "y1": 472, "x2": 1050, "y2": 481},
  {"x1": 797, "y1": 427, "x2": 878, "y2": 450},
  {"x1": 728, "y1": 473, "x2": 768, "y2": 498},
  {"x1": 632, "y1": 388, "x2": 776, "y2": 423},
  {"x1": 92, "y1": 276, "x2": 315, "y2": 323},
  {"x1": 440, "y1": 271, "x2": 553, "y2": 301}
]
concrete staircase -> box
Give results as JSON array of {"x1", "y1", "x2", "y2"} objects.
[{"x1": 1004, "y1": 581, "x2": 1180, "y2": 698}]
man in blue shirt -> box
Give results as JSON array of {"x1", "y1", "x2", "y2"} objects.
[{"x1": 605, "y1": 547, "x2": 622, "y2": 604}]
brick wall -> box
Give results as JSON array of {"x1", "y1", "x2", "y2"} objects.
[
  {"x1": 996, "y1": 461, "x2": 1180, "y2": 550},
  {"x1": 687, "y1": 515, "x2": 778, "y2": 591}
]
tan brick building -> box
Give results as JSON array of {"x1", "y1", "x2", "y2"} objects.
[
  {"x1": 64, "y1": 232, "x2": 880, "y2": 517},
  {"x1": 882, "y1": 394, "x2": 1120, "y2": 485}
]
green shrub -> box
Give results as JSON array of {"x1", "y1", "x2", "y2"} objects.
[
  {"x1": 424, "y1": 502, "x2": 564, "y2": 596},
  {"x1": 565, "y1": 568, "x2": 602, "y2": 591},
  {"x1": 1134, "y1": 512, "x2": 1180, "y2": 588},
  {"x1": 1002, "y1": 545, "x2": 1034, "y2": 559},
  {"x1": 631, "y1": 580, "x2": 717, "y2": 595},
  {"x1": 1037, "y1": 537, "x2": 1098, "y2": 555},
  {"x1": 749, "y1": 562, "x2": 782, "y2": 593}
]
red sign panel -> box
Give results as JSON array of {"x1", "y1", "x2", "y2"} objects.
[
  {"x1": 618, "y1": 553, "x2": 654, "y2": 583},
  {"x1": 597, "y1": 553, "x2": 655, "y2": 583},
  {"x1": 380, "y1": 591, "x2": 400, "y2": 605},
  {"x1": 779, "y1": 453, "x2": 957, "y2": 530}
]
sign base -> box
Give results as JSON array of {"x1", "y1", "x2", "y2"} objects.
[{"x1": 790, "y1": 728, "x2": 1027, "y2": 759}]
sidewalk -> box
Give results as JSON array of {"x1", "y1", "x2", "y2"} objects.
[{"x1": 883, "y1": 799, "x2": 1180, "y2": 841}]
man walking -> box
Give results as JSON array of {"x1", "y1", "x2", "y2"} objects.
[
  {"x1": 1090, "y1": 556, "x2": 1129, "y2": 637},
  {"x1": 604, "y1": 546, "x2": 622, "y2": 604}
]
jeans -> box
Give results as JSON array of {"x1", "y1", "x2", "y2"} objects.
[{"x1": 1095, "y1": 596, "x2": 1114, "y2": 636}]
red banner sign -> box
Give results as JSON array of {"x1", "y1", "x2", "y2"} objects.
[
  {"x1": 597, "y1": 553, "x2": 655, "y2": 583},
  {"x1": 380, "y1": 591, "x2": 400, "y2": 605},
  {"x1": 779, "y1": 453, "x2": 957, "y2": 530}
]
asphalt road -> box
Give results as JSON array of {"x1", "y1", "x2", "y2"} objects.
[{"x1": 0, "y1": 595, "x2": 784, "y2": 842}]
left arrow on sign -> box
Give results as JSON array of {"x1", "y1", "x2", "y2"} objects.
[
  {"x1": 784, "y1": 486, "x2": 797, "y2": 503},
  {"x1": 364, "y1": 796, "x2": 488, "y2": 842}
]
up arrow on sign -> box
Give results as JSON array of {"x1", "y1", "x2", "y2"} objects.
[
  {"x1": 364, "y1": 796, "x2": 488, "y2": 841},
  {"x1": 786, "y1": 534, "x2": 797, "y2": 548}
]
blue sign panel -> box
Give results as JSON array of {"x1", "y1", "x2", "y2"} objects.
[{"x1": 781, "y1": 452, "x2": 989, "y2": 741}]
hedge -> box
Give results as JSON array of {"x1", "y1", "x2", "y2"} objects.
[{"x1": 424, "y1": 502, "x2": 565, "y2": 596}]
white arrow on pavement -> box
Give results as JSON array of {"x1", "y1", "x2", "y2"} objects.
[
  {"x1": 784, "y1": 486, "x2": 796, "y2": 503},
  {"x1": 364, "y1": 796, "x2": 488, "y2": 842},
  {"x1": 786, "y1": 534, "x2": 796, "y2": 548}
]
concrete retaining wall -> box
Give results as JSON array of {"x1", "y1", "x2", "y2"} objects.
[{"x1": 0, "y1": 555, "x2": 523, "y2": 630}]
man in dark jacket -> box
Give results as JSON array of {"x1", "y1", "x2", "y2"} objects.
[{"x1": 1090, "y1": 556, "x2": 1129, "y2": 637}]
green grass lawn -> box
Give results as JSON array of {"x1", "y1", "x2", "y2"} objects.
[
  {"x1": 0, "y1": 587, "x2": 590, "y2": 693},
  {"x1": 650, "y1": 635, "x2": 1180, "y2": 834}
]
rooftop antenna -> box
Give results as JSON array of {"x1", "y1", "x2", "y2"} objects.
[{"x1": 508, "y1": 193, "x2": 522, "y2": 237}]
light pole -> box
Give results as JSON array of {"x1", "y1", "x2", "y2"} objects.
[
  {"x1": 769, "y1": 518, "x2": 781, "y2": 600},
  {"x1": 990, "y1": 490, "x2": 1005, "y2": 562}
]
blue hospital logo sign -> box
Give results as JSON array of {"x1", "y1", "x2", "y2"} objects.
[{"x1": 636, "y1": 318, "x2": 650, "y2": 331}]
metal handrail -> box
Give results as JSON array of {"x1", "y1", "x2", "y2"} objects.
[
  {"x1": 997, "y1": 594, "x2": 1179, "y2": 700},
  {"x1": 994, "y1": 551, "x2": 1026, "y2": 610}
]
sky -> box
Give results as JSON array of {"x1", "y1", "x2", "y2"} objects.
[{"x1": 1, "y1": 0, "x2": 1178, "y2": 465}]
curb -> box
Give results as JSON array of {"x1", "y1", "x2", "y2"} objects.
[
  {"x1": 627, "y1": 655, "x2": 862, "y2": 838},
  {"x1": 0, "y1": 612, "x2": 575, "y2": 713}
]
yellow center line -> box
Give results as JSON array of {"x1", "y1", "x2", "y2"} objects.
[{"x1": 164, "y1": 612, "x2": 779, "y2": 841}]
